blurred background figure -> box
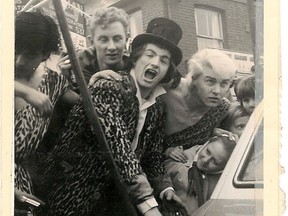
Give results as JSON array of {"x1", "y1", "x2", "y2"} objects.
[
  {"x1": 220, "y1": 103, "x2": 251, "y2": 137},
  {"x1": 235, "y1": 74, "x2": 255, "y2": 114}
]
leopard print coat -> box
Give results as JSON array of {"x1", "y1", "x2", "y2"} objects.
[
  {"x1": 15, "y1": 68, "x2": 69, "y2": 195},
  {"x1": 41, "y1": 71, "x2": 167, "y2": 216},
  {"x1": 164, "y1": 98, "x2": 230, "y2": 150}
]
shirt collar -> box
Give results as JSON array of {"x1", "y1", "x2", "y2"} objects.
[{"x1": 130, "y1": 70, "x2": 166, "y2": 111}]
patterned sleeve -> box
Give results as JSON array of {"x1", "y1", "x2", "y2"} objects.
[
  {"x1": 89, "y1": 79, "x2": 144, "y2": 183},
  {"x1": 43, "y1": 69, "x2": 70, "y2": 105}
]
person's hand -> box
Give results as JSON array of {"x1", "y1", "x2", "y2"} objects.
[
  {"x1": 144, "y1": 207, "x2": 162, "y2": 216},
  {"x1": 88, "y1": 70, "x2": 122, "y2": 87},
  {"x1": 213, "y1": 128, "x2": 239, "y2": 142},
  {"x1": 57, "y1": 52, "x2": 72, "y2": 72},
  {"x1": 23, "y1": 88, "x2": 52, "y2": 117},
  {"x1": 15, "y1": 188, "x2": 45, "y2": 206},
  {"x1": 164, "y1": 146, "x2": 188, "y2": 163},
  {"x1": 161, "y1": 189, "x2": 188, "y2": 216}
]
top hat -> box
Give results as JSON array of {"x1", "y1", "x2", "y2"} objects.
[{"x1": 131, "y1": 17, "x2": 183, "y2": 66}]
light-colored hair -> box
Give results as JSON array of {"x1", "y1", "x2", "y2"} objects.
[
  {"x1": 185, "y1": 48, "x2": 237, "y2": 80},
  {"x1": 88, "y1": 7, "x2": 129, "y2": 36}
]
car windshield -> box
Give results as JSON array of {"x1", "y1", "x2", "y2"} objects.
[{"x1": 237, "y1": 119, "x2": 263, "y2": 183}]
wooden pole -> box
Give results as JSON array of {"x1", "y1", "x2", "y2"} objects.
[{"x1": 51, "y1": 0, "x2": 138, "y2": 215}]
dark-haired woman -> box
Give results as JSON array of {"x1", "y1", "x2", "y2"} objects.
[{"x1": 14, "y1": 12, "x2": 79, "y2": 215}]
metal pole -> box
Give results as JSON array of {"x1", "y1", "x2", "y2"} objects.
[
  {"x1": 51, "y1": 0, "x2": 138, "y2": 215},
  {"x1": 27, "y1": 0, "x2": 49, "y2": 12},
  {"x1": 20, "y1": 0, "x2": 38, "y2": 12},
  {"x1": 247, "y1": 0, "x2": 256, "y2": 64}
]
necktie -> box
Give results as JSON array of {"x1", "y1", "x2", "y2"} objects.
[{"x1": 187, "y1": 161, "x2": 204, "y2": 207}]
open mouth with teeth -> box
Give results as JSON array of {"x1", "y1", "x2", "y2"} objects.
[{"x1": 144, "y1": 69, "x2": 157, "y2": 80}]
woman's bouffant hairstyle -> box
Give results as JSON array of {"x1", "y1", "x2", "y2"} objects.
[
  {"x1": 185, "y1": 48, "x2": 236, "y2": 81},
  {"x1": 88, "y1": 7, "x2": 129, "y2": 36},
  {"x1": 127, "y1": 43, "x2": 178, "y2": 85},
  {"x1": 220, "y1": 103, "x2": 250, "y2": 131},
  {"x1": 15, "y1": 11, "x2": 60, "y2": 57},
  {"x1": 235, "y1": 74, "x2": 255, "y2": 103}
]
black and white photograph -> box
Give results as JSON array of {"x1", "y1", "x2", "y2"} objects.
[{"x1": 1, "y1": 0, "x2": 282, "y2": 215}]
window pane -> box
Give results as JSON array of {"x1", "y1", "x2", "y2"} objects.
[
  {"x1": 211, "y1": 14, "x2": 222, "y2": 38},
  {"x1": 195, "y1": 8, "x2": 223, "y2": 50},
  {"x1": 197, "y1": 37, "x2": 223, "y2": 50},
  {"x1": 241, "y1": 123, "x2": 263, "y2": 182},
  {"x1": 195, "y1": 10, "x2": 208, "y2": 36},
  {"x1": 238, "y1": 120, "x2": 263, "y2": 182},
  {"x1": 207, "y1": 12, "x2": 213, "y2": 37}
]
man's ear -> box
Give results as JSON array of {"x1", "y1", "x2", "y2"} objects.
[{"x1": 87, "y1": 35, "x2": 93, "y2": 45}]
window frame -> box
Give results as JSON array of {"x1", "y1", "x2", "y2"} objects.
[
  {"x1": 233, "y1": 120, "x2": 264, "y2": 188},
  {"x1": 194, "y1": 7, "x2": 224, "y2": 49}
]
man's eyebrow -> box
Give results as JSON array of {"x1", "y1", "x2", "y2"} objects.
[
  {"x1": 205, "y1": 76, "x2": 217, "y2": 80},
  {"x1": 145, "y1": 48, "x2": 171, "y2": 60},
  {"x1": 113, "y1": 34, "x2": 124, "y2": 37},
  {"x1": 98, "y1": 35, "x2": 108, "y2": 39},
  {"x1": 205, "y1": 76, "x2": 230, "y2": 82},
  {"x1": 145, "y1": 48, "x2": 156, "y2": 53}
]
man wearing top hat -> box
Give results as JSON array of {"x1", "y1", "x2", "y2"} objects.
[{"x1": 39, "y1": 17, "x2": 186, "y2": 216}]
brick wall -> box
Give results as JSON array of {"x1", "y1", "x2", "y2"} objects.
[
  {"x1": 113, "y1": 0, "x2": 166, "y2": 31},
  {"x1": 193, "y1": 0, "x2": 253, "y2": 53},
  {"x1": 84, "y1": 0, "x2": 255, "y2": 74},
  {"x1": 167, "y1": 0, "x2": 198, "y2": 73}
]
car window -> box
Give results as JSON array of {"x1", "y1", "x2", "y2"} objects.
[{"x1": 234, "y1": 119, "x2": 263, "y2": 188}]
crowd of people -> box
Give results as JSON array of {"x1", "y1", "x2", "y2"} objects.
[{"x1": 14, "y1": 6, "x2": 257, "y2": 216}]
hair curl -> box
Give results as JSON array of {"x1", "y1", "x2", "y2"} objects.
[
  {"x1": 185, "y1": 48, "x2": 236, "y2": 82},
  {"x1": 88, "y1": 7, "x2": 129, "y2": 36}
]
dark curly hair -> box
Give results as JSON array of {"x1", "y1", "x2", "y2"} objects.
[{"x1": 15, "y1": 11, "x2": 60, "y2": 58}]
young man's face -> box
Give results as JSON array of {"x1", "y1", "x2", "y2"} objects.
[
  {"x1": 229, "y1": 115, "x2": 250, "y2": 137},
  {"x1": 134, "y1": 44, "x2": 171, "y2": 98},
  {"x1": 92, "y1": 21, "x2": 126, "y2": 70},
  {"x1": 241, "y1": 97, "x2": 255, "y2": 114},
  {"x1": 197, "y1": 139, "x2": 229, "y2": 173},
  {"x1": 192, "y1": 66, "x2": 232, "y2": 108}
]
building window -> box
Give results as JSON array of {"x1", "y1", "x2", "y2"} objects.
[{"x1": 195, "y1": 8, "x2": 223, "y2": 50}]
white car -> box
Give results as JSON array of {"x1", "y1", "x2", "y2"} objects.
[{"x1": 192, "y1": 100, "x2": 263, "y2": 216}]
